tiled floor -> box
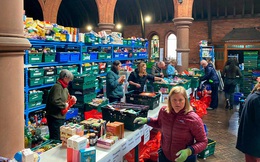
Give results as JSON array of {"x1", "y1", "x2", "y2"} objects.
[{"x1": 197, "y1": 92, "x2": 244, "y2": 162}]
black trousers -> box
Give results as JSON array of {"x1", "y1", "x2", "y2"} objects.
[
  {"x1": 210, "y1": 83, "x2": 219, "y2": 109},
  {"x1": 158, "y1": 148, "x2": 197, "y2": 162},
  {"x1": 46, "y1": 115, "x2": 65, "y2": 141}
]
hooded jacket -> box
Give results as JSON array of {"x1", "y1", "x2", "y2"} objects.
[
  {"x1": 148, "y1": 106, "x2": 207, "y2": 161},
  {"x1": 236, "y1": 91, "x2": 260, "y2": 158}
]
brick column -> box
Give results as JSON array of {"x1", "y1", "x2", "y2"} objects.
[
  {"x1": 173, "y1": 17, "x2": 193, "y2": 73},
  {"x1": 0, "y1": 0, "x2": 30, "y2": 158},
  {"x1": 96, "y1": 0, "x2": 117, "y2": 32},
  {"x1": 38, "y1": 0, "x2": 62, "y2": 23},
  {"x1": 172, "y1": 0, "x2": 194, "y2": 72}
]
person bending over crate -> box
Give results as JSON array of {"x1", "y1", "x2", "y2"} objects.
[
  {"x1": 134, "y1": 86, "x2": 207, "y2": 162},
  {"x1": 128, "y1": 62, "x2": 165, "y2": 93},
  {"x1": 45, "y1": 69, "x2": 77, "y2": 141}
]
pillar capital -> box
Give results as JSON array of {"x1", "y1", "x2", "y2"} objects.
[
  {"x1": 98, "y1": 23, "x2": 115, "y2": 33},
  {"x1": 0, "y1": 37, "x2": 30, "y2": 53},
  {"x1": 173, "y1": 17, "x2": 193, "y2": 27}
]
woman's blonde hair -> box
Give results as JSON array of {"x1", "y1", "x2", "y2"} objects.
[
  {"x1": 251, "y1": 82, "x2": 260, "y2": 94},
  {"x1": 166, "y1": 86, "x2": 193, "y2": 114},
  {"x1": 138, "y1": 62, "x2": 147, "y2": 77}
]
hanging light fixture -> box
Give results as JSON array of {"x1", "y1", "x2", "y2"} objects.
[{"x1": 178, "y1": 0, "x2": 183, "y2": 4}]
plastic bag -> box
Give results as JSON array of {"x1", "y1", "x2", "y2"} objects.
[
  {"x1": 84, "y1": 109, "x2": 102, "y2": 119},
  {"x1": 190, "y1": 99, "x2": 208, "y2": 118}
]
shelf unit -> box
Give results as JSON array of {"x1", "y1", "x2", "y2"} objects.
[
  {"x1": 199, "y1": 46, "x2": 215, "y2": 69},
  {"x1": 24, "y1": 40, "x2": 148, "y2": 125}
]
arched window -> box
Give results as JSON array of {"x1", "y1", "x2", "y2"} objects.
[
  {"x1": 150, "y1": 35, "x2": 159, "y2": 60},
  {"x1": 167, "y1": 33, "x2": 177, "y2": 59}
]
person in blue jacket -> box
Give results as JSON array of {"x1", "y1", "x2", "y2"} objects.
[
  {"x1": 236, "y1": 82, "x2": 260, "y2": 162},
  {"x1": 106, "y1": 61, "x2": 125, "y2": 103},
  {"x1": 166, "y1": 59, "x2": 177, "y2": 77},
  {"x1": 200, "y1": 60, "x2": 219, "y2": 110}
]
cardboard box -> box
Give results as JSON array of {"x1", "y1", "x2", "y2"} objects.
[{"x1": 80, "y1": 147, "x2": 96, "y2": 162}]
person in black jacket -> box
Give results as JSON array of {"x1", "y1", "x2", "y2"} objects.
[
  {"x1": 200, "y1": 60, "x2": 220, "y2": 110},
  {"x1": 236, "y1": 82, "x2": 260, "y2": 162},
  {"x1": 128, "y1": 62, "x2": 164, "y2": 93},
  {"x1": 222, "y1": 59, "x2": 242, "y2": 110}
]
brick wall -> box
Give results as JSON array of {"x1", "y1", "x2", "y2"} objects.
[{"x1": 123, "y1": 17, "x2": 260, "y2": 68}]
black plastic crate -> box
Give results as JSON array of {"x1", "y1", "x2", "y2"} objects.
[
  {"x1": 101, "y1": 102, "x2": 149, "y2": 131},
  {"x1": 125, "y1": 91, "x2": 161, "y2": 110}
]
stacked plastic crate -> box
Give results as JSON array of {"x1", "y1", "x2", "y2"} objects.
[
  {"x1": 71, "y1": 74, "x2": 97, "y2": 117},
  {"x1": 242, "y1": 51, "x2": 258, "y2": 96}
]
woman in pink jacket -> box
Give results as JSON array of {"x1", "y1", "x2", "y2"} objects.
[{"x1": 134, "y1": 86, "x2": 207, "y2": 162}]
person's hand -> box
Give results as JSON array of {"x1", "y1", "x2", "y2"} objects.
[
  {"x1": 65, "y1": 103, "x2": 69, "y2": 108},
  {"x1": 175, "y1": 148, "x2": 192, "y2": 162},
  {"x1": 133, "y1": 117, "x2": 148, "y2": 124},
  {"x1": 118, "y1": 76, "x2": 126, "y2": 84},
  {"x1": 160, "y1": 73, "x2": 164, "y2": 78},
  {"x1": 71, "y1": 95, "x2": 77, "y2": 105},
  {"x1": 71, "y1": 95, "x2": 77, "y2": 102},
  {"x1": 135, "y1": 83, "x2": 141, "y2": 88},
  {"x1": 161, "y1": 79, "x2": 166, "y2": 83}
]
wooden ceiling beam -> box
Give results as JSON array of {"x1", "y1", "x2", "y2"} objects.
[
  {"x1": 216, "y1": 0, "x2": 219, "y2": 17},
  {"x1": 242, "y1": 0, "x2": 245, "y2": 16},
  {"x1": 251, "y1": 0, "x2": 254, "y2": 15}
]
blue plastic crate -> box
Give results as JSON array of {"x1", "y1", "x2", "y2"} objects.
[
  {"x1": 138, "y1": 52, "x2": 147, "y2": 57},
  {"x1": 56, "y1": 52, "x2": 69, "y2": 62},
  {"x1": 70, "y1": 52, "x2": 80, "y2": 62},
  {"x1": 114, "y1": 52, "x2": 128, "y2": 58},
  {"x1": 90, "y1": 52, "x2": 98, "y2": 60},
  {"x1": 65, "y1": 108, "x2": 79, "y2": 120}
]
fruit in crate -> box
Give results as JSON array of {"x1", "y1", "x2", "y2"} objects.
[{"x1": 139, "y1": 92, "x2": 156, "y2": 97}]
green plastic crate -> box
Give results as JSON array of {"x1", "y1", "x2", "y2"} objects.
[
  {"x1": 82, "y1": 66, "x2": 92, "y2": 74},
  {"x1": 123, "y1": 39, "x2": 128, "y2": 45},
  {"x1": 82, "y1": 53, "x2": 90, "y2": 61},
  {"x1": 74, "y1": 74, "x2": 96, "y2": 83},
  {"x1": 153, "y1": 82, "x2": 178, "y2": 93},
  {"x1": 43, "y1": 53, "x2": 56, "y2": 62},
  {"x1": 67, "y1": 66, "x2": 78, "y2": 74},
  {"x1": 28, "y1": 91, "x2": 43, "y2": 102},
  {"x1": 29, "y1": 68, "x2": 44, "y2": 78},
  {"x1": 75, "y1": 93, "x2": 97, "y2": 103},
  {"x1": 29, "y1": 77, "x2": 44, "y2": 87},
  {"x1": 106, "y1": 53, "x2": 112, "y2": 59},
  {"x1": 190, "y1": 77, "x2": 200, "y2": 88},
  {"x1": 28, "y1": 100, "x2": 42, "y2": 108},
  {"x1": 28, "y1": 53, "x2": 43, "y2": 64},
  {"x1": 72, "y1": 81, "x2": 96, "y2": 90},
  {"x1": 92, "y1": 64, "x2": 99, "y2": 70},
  {"x1": 198, "y1": 138, "x2": 216, "y2": 159},
  {"x1": 44, "y1": 76, "x2": 56, "y2": 84},
  {"x1": 92, "y1": 70, "x2": 99, "y2": 76},
  {"x1": 98, "y1": 52, "x2": 106, "y2": 59}
]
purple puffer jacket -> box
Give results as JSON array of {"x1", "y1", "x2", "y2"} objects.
[{"x1": 148, "y1": 106, "x2": 207, "y2": 161}]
